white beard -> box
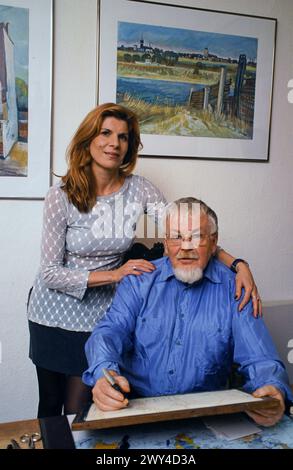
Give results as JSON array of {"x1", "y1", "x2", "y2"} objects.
[{"x1": 173, "y1": 267, "x2": 203, "y2": 284}]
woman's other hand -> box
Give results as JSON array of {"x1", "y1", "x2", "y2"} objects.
[{"x1": 235, "y1": 262, "x2": 262, "y2": 317}]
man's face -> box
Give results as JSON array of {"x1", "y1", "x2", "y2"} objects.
[{"x1": 164, "y1": 210, "x2": 218, "y2": 282}]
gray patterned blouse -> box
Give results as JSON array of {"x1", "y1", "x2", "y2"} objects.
[{"x1": 27, "y1": 175, "x2": 167, "y2": 332}]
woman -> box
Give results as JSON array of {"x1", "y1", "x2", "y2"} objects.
[{"x1": 27, "y1": 103, "x2": 261, "y2": 418}]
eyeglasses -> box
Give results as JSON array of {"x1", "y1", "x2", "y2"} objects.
[{"x1": 166, "y1": 232, "x2": 216, "y2": 247}]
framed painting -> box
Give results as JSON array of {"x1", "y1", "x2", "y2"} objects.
[
  {"x1": 0, "y1": 0, "x2": 53, "y2": 199},
  {"x1": 98, "y1": 0, "x2": 276, "y2": 161}
]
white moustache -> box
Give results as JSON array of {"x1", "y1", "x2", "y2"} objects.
[{"x1": 176, "y1": 253, "x2": 199, "y2": 260}]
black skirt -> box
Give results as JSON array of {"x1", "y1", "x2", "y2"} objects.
[{"x1": 28, "y1": 320, "x2": 91, "y2": 377}]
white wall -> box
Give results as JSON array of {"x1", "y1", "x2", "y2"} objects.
[{"x1": 0, "y1": 0, "x2": 292, "y2": 423}]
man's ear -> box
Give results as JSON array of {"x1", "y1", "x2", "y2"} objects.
[{"x1": 211, "y1": 234, "x2": 218, "y2": 255}]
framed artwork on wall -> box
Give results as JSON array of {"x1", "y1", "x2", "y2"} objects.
[
  {"x1": 98, "y1": 0, "x2": 276, "y2": 161},
  {"x1": 0, "y1": 0, "x2": 53, "y2": 199}
]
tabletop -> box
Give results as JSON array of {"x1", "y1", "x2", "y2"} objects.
[
  {"x1": 72, "y1": 413, "x2": 293, "y2": 450},
  {"x1": 1, "y1": 409, "x2": 292, "y2": 450},
  {"x1": 0, "y1": 419, "x2": 43, "y2": 449}
]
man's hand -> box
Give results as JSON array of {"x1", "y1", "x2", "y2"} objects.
[
  {"x1": 92, "y1": 370, "x2": 131, "y2": 411},
  {"x1": 246, "y1": 385, "x2": 285, "y2": 427}
]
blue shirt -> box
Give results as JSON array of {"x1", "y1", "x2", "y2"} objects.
[{"x1": 83, "y1": 257, "x2": 293, "y2": 403}]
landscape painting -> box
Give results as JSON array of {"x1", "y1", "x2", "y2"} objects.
[
  {"x1": 116, "y1": 21, "x2": 258, "y2": 140},
  {"x1": 99, "y1": 0, "x2": 276, "y2": 160},
  {"x1": 0, "y1": 4, "x2": 28, "y2": 177}
]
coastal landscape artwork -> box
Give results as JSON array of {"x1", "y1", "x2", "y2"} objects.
[
  {"x1": 98, "y1": 0, "x2": 276, "y2": 160},
  {"x1": 116, "y1": 22, "x2": 258, "y2": 140}
]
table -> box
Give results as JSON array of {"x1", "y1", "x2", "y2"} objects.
[
  {"x1": 0, "y1": 412, "x2": 292, "y2": 450},
  {"x1": 0, "y1": 419, "x2": 43, "y2": 449}
]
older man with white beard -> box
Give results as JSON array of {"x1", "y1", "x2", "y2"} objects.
[{"x1": 83, "y1": 197, "x2": 293, "y2": 426}]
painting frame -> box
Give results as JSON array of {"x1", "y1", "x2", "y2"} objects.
[
  {"x1": 0, "y1": 0, "x2": 53, "y2": 199},
  {"x1": 98, "y1": 0, "x2": 277, "y2": 162}
]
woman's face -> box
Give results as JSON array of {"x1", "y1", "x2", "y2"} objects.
[{"x1": 89, "y1": 117, "x2": 129, "y2": 172}]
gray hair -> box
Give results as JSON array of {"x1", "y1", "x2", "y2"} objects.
[{"x1": 166, "y1": 197, "x2": 218, "y2": 234}]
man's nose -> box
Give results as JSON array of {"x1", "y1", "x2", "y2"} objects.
[{"x1": 181, "y1": 239, "x2": 196, "y2": 250}]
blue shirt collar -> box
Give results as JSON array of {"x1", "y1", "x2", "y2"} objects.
[{"x1": 160, "y1": 256, "x2": 221, "y2": 284}]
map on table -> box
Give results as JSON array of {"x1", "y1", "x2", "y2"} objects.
[{"x1": 71, "y1": 414, "x2": 293, "y2": 450}]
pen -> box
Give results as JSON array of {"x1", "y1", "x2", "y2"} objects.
[{"x1": 102, "y1": 368, "x2": 127, "y2": 399}]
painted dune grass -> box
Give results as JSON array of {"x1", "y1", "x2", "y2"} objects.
[{"x1": 118, "y1": 93, "x2": 251, "y2": 138}]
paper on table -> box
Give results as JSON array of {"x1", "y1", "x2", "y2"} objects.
[
  {"x1": 86, "y1": 389, "x2": 262, "y2": 422},
  {"x1": 203, "y1": 413, "x2": 261, "y2": 441}
]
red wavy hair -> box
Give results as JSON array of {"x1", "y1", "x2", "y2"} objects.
[{"x1": 61, "y1": 103, "x2": 142, "y2": 212}]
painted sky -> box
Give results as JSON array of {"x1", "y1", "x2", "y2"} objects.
[
  {"x1": 118, "y1": 22, "x2": 258, "y2": 61},
  {"x1": 0, "y1": 5, "x2": 29, "y2": 82}
]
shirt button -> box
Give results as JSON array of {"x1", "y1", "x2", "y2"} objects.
[
  {"x1": 180, "y1": 314, "x2": 184, "y2": 319},
  {"x1": 176, "y1": 340, "x2": 181, "y2": 346},
  {"x1": 169, "y1": 369, "x2": 174, "y2": 375}
]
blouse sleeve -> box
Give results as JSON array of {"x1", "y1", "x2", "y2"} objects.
[{"x1": 39, "y1": 186, "x2": 89, "y2": 300}]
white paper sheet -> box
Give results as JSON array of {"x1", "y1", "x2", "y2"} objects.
[
  {"x1": 204, "y1": 413, "x2": 261, "y2": 441},
  {"x1": 86, "y1": 389, "x2": 262, "y2": 422}
]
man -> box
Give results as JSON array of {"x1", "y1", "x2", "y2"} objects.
[{"x1": 83, "y1": 197, "x2": 293, "y2": 426}]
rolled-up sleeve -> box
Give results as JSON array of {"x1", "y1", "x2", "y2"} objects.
[
  {"x1": 82, "y1": 276, "x2": 141, "y2": 386},
  {"x1": 40, "y1": 187, "x2": 89, "y2": 300}
]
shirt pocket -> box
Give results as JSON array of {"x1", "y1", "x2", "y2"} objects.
[
  {"x1": 134, "y1": 313, "x2": 163, "y2": 350},
  {"x1": 196, "y1": 326, "x2": 232, "y2": 371}
]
